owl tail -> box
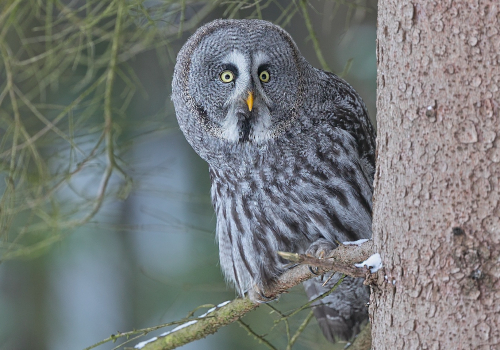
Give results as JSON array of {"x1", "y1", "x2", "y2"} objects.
[{"x1": 303, "y1": 273, "x2": 369, "y2": 342}]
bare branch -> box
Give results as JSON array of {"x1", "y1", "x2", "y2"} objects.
[
  {"x1": 276, "y1": 239, "x2": 375, "y2": 281},
  {"x1": 286, "y1": 310, "x2": 314, "y2": 350},
  {"x1": 237, "y1": 319, "x2": 278, "y2": 350},
  {"x1": 135, "y1": 240, "x2": 375, "y2": 350},
  {"x1": 136, "y1": 299, "x2": 258, "y2": 350}
]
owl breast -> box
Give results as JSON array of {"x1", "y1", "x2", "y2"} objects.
[{"x1": 209, "y1": 123, "x2": 373, "y2": 295}]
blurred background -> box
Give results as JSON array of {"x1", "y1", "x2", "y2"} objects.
[{"x1": 0, "y1": 1, "x2": 377, "y2": 349}]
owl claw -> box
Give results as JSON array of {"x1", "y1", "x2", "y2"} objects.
[
  {"x1": 306, "y1": 238, "x2": 338, "y2": 275},
  {"x1": 258, "y1": 290, "x2": 274, "y2": 301},
  {"x1": 248, "y1": 286, "x2": 276, "y2": 303},
  {"x1": 306, "y1": 238, "x2": 337, "y2": 258},
  {"x1": 309, "y1": 265, "x2": 320, "y2": 275}
]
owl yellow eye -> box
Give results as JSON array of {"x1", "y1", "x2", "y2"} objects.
[
  {"x1": 259, "y1": 70, "x2": 270, "y2": 83},
  {"x1": 220, "y1": 70, "x2": 235, "y2": 83}
]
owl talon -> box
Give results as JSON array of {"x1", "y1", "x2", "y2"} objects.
[
  {"x1": 306, "y1": 238, "x2": 337, "y2": 260},
  {"x1": 258, "y1": 290, "x2": 274, "y2": 301},
  {"x1": 248, "y1": 286, "x2": 276, "y2": 303},
  {"x1": 309, "y1": 265, "x2": 320, "y2": 275}
]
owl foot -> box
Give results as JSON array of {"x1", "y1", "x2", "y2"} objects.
[
  {"x1": 306, "y1": 238, "x2": 337, "y2": 275},
  {"x1": 247, "y1": 286, "x2": 276, "y2": 303},
  {"x1": 309, "y1": 265, "x2": 320, "y2": 275},
  {"x1": 306, "y1": 238, "x2": 337, "y2": 258}
]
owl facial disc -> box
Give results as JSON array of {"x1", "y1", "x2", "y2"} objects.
[
  {"x1": 217, "y1": 50, "x2": 275, "y2": 143},
  {"x1": 175, "y1": 19, "x2": 302, "y2": 149}
]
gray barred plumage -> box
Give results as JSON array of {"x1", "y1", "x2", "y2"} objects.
[{"x1": 172, "y1": 19, "x2": 375, "y2": 343}]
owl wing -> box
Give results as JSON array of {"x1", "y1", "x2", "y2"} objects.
[
  {"x1": 301, "y1": 70, "x2": 375, "y2": 342},
  {"x1": 320, "y1": 70, "x2": 376, "y2": 180}
]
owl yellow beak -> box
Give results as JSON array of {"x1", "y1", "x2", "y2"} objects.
[{"x1": 245, "y1": 91, "x2": 254, "y2": 111}]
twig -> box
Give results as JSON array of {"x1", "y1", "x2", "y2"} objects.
[
  {"x1": 299, "y1": 0, "x2": 331, "y2": 71},
  {"x1": 82, "y1": 319, "x2": 197, "y2": 350},
  {"x1": 0, "y1": 74, "x2": 107, "y2": 160},
  {"x1": 238, "y1": 320, "x2": 278, "y2": 350},
  {"x1": 281, "y1": 275, "x2": 345, "y2": 320},
  {"x1": 78, "y1": 0, "x2": 130, "y2": 226},
  {"x1": 265, "y1": 303, "x2": 291, "y2": 341},
  {"x1": 286, "y1": 310, "x2": 314, "y2": 350}
]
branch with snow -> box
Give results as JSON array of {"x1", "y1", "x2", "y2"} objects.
[
  {"x1": 276, "y1": 239, "x2": 377, "y2": 280},
  {"x1": 355, "y1": 253, "x2": 383, "y2": 273},
  {"x1": 133, "y1": 239, "x2": 378, "y2": 350},
  {"x1": 134, "y1": 299, "x2": 256, "y2": 350}
]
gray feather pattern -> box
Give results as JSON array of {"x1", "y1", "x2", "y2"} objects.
[{"x1": 172, "y1": 19, "x2": 375, "y2": 342}]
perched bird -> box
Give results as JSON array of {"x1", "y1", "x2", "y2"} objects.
[{"x1": 172, "y1": 19, "x2": 375, "y2": 342}]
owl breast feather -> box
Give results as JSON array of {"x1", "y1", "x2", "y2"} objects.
[{"x1": 208, "y1": 125, "x2": 373, "y2": 295}]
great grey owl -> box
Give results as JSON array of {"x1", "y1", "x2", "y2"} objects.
[{"x1": 172, "y1": 19, "x2": 375, "y2": 343}]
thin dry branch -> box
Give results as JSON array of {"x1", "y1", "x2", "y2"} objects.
[
  {"x1": 276, "y1": 239, "x2": 375, "y2": 281},
  {"x1": 286, "y1": 310, "x2": 314, "y2": 350},
  {"x1": 299, "y1": 0, "x2": 331, "y2": 72},
  {"x1": 135, "y1": 240, "x2": 375, "y2": 350},
  {"x1": 238, "y1": 319, "x2": 278, "y2": 350}
]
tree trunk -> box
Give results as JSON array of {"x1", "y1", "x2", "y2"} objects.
[{"x1": 371, "y1": 0, "x2": 500, "y2": 349}]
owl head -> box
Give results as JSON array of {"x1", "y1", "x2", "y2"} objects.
[{"x1": 172, "y1": 19, "x2": 308, "y2": 163}]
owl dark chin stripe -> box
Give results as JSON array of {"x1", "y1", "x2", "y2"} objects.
[
  {"x1": 196, "y1": 104, "x2": 254, "y2": 143},
  {"x1": 237, "y1": 112, "x2": 251, "y2": 142}
]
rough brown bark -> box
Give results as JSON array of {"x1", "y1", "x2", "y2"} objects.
[{"x1": 372, "y1": 0, "x2": 500, "y2": 349}]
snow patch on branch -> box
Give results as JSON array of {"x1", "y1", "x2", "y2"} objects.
[
  {"x1": 134, "y1": 321, "x2": 198, "y2": 349},
  {"x1": 217, "y1": 300, "x2": 231, "y2": 308},
  {"x1": 343, "y1": 238, "x2": 369, "y2": 246},
  {"x1": 135, "y1": 337, "x2": 158, "y2": 349},
  {"x1": 134, "y1": 301, "x2": 231, "y2": 349},
  {"x1": 355, "y1": 253, "x2": 383, "y2": 273},
  {"x1": 197, "y1": 300, "x2": 231, "y2": 318}
]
